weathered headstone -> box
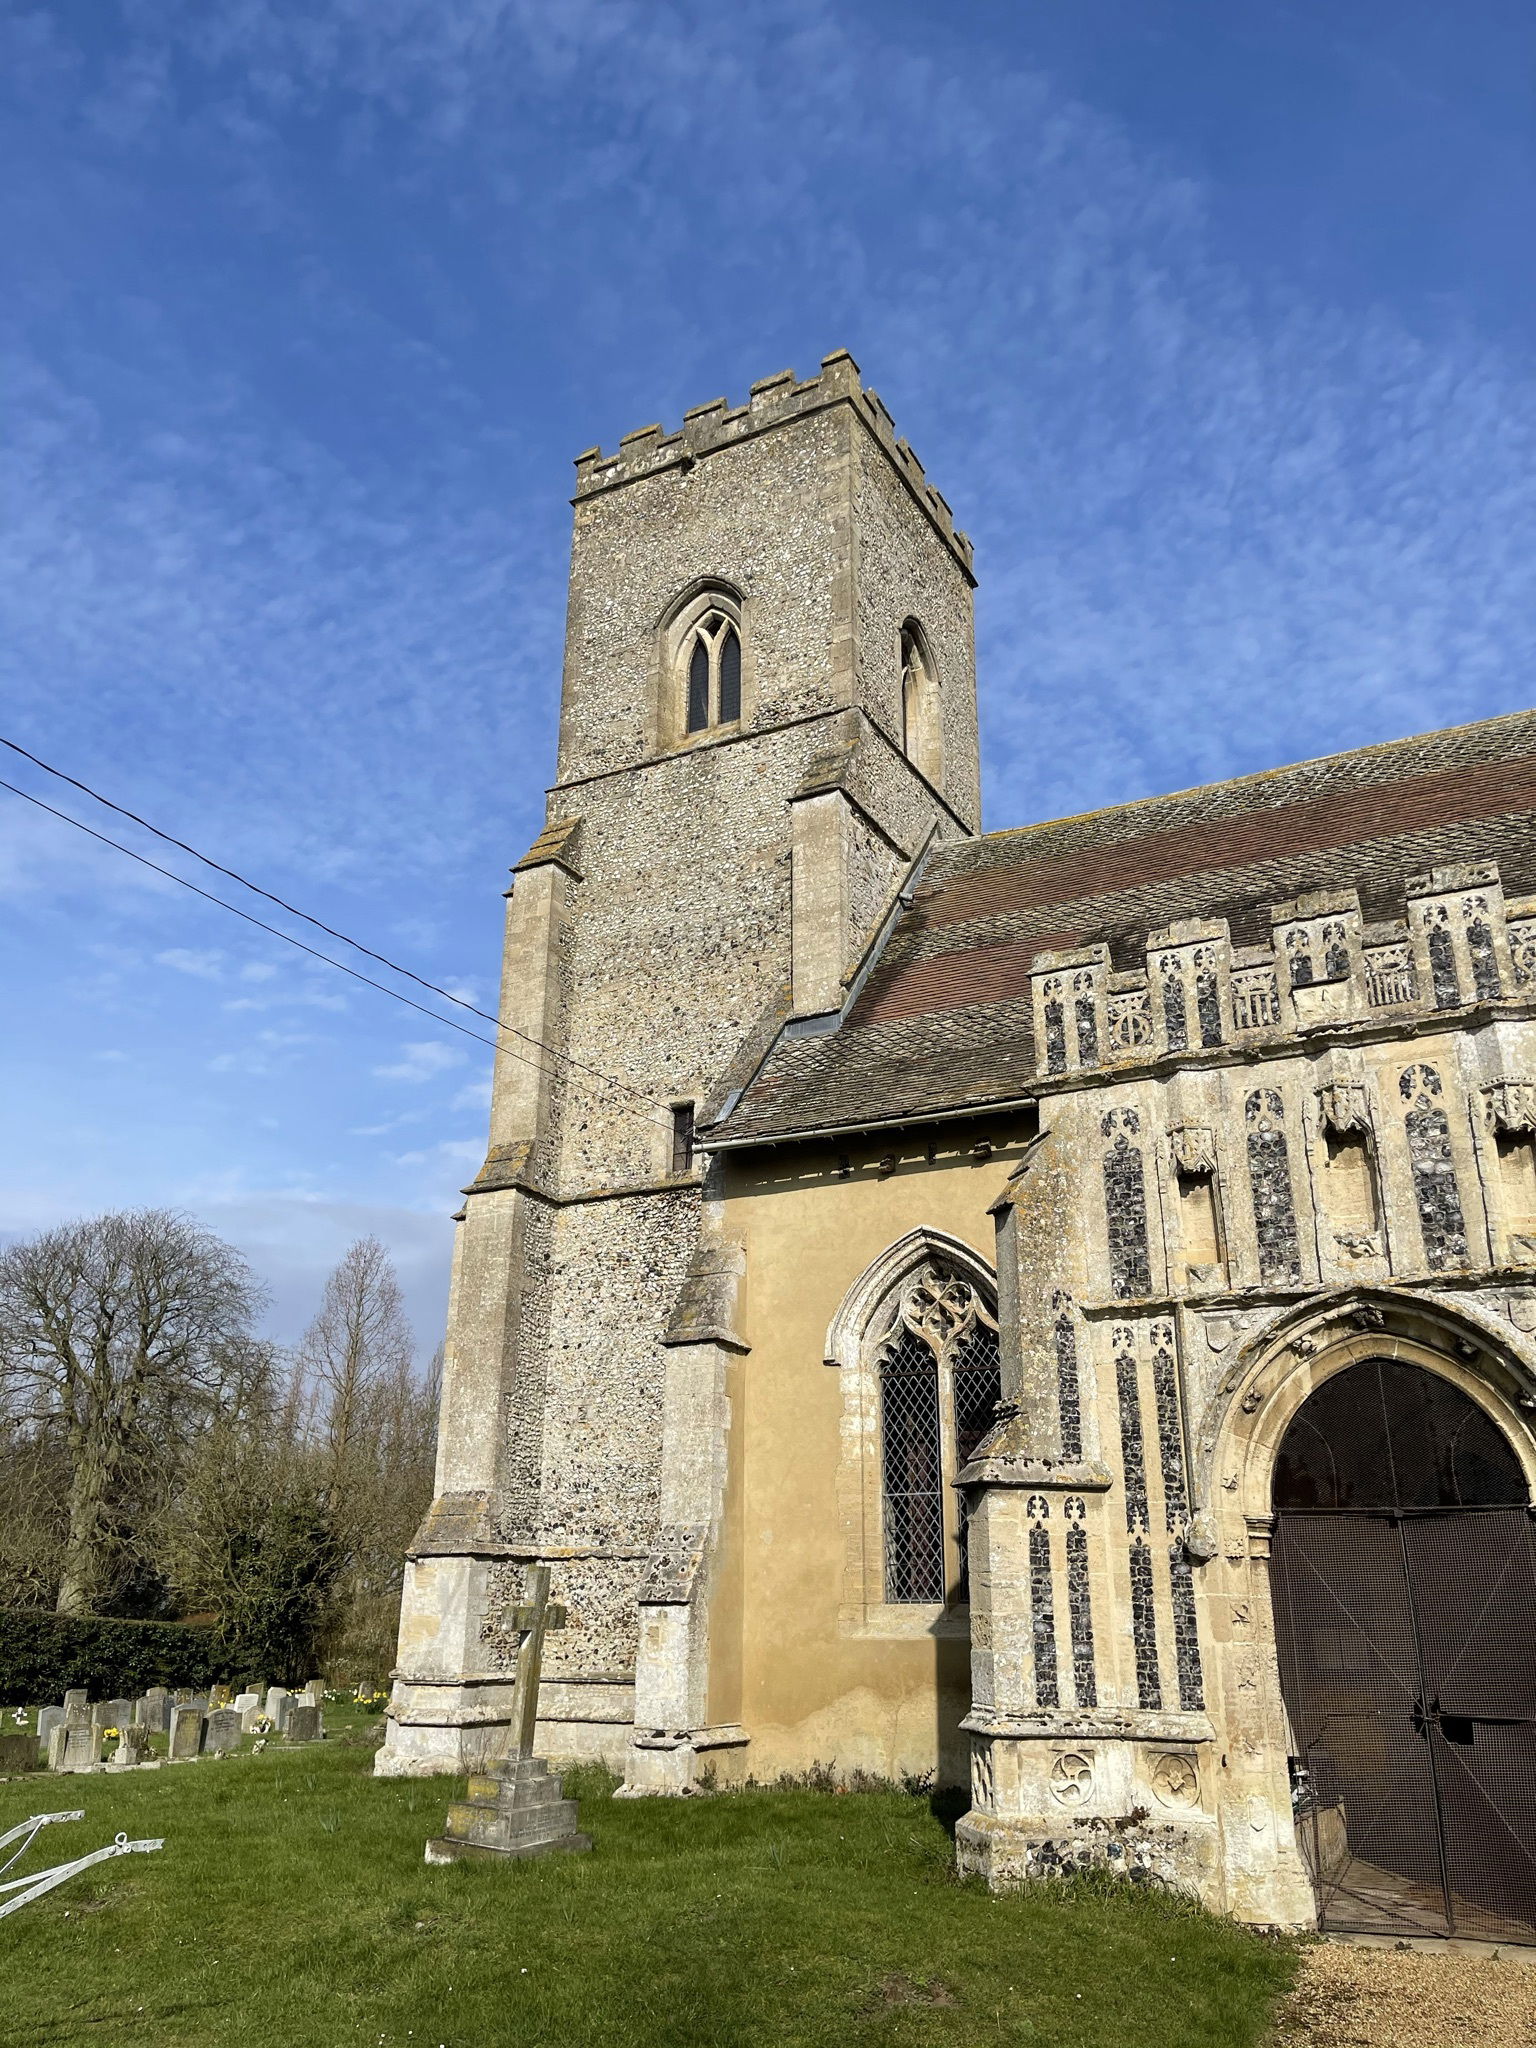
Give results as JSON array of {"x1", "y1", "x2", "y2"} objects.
[
  {"x1": 108, "y1": 1726, "x2": 151, "y2": 1769},
  {"x1": 167, "y1": 1705, "x2": 203, "y2": 1761},
  {"x1": 54, "y1": 1718, "x2": 98, "y2": 1772},
  {"x1": 426, "y1": 1565, "x2": 590, "y2": 1865},
  {"x1": 237, "y1": 1699, "x2": 263, "y2": 1733},
  {"x1": 91, "y1": 1701, "x2": 110, "y2": 1731},
  {"x1": 105, "y1": 1697, "x2": 133, "y2": 1732},
  {"x1": 36, "y1": 1706, "x2": 64, "y2": 1760},
  {"x1": 143, "y1": 1687, "x2": 171, "y2": 1732},
  {"x1": 264, "y1": 1686, "x2": 289, "y2": 1728},
  {"x1": 233, "y1": 1690, "x2": 259, "y2": 1713},
  {"x1": 62, "y1": 1689, "x2": 87, "y2": 1715},
  {"x1": 205, "y1": 1708, "x2": 243, "y2": 1754},
  {"x1": 0, "y1": 1730, "x2": 39, "y2": 1773},
  {"x1": 284, "y1": 1703, "x2": 321, "y2": 1744},
  {"x1": 208, "y1": 1683, "x2": 232, "y2": 1710}
]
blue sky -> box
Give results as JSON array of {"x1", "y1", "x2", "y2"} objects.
[{"x1": 3, "y1": 0, "x2": 1535, "y2": 1350}]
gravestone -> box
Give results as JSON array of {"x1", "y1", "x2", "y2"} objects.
[
  {"x1": 0, "y1": 1730, "x2": 39, "y2": 1773},
  {"x1": 91, "y1": 1701, "x2": 110, "y2": 1731},
  {"x1": 205, "y1": 1708, "x2": 243, "y2": 1755},
  {"x1": 168, "y1": 1705, "x2": 203, "y2": 1761},
  {"x1": 264, "y1": 1686, "x2": 289, "y2": 1728},
  {"x1": 108, "y1": 1726, "x2": 151, "y2": 1769},
  {"x1": 185, "y1": 1696, "x2": 210, "y2": 1717},
  {"x1": 54, "y1": 1717, "x2": 98, "y2": 1772},
  {"x1": 209, "y1": 1683, "x2": 232, "y2": 1710},
  {"x1": 143, "y1": 1687, "x2": 171, "y2": 1732},
  {"x1": 284, "y1": 1703, "x2": 321, "y2": 1744},
  {"x1": 62, "y1": 1689, "x2": 87, "y2": 1715},
  {"x1": 36, "y1": 1706, "x2": 64, "y2": 1760},
  {"x1": 105, "y1": 1697, "x2": 133, "y2": 1732},
  {"x1": 426, "y1": 1565, "x2": 590, "y2": 1865},
  {"x1": 236, "y1": 1696, "x2": 263, "y2": 1732}
]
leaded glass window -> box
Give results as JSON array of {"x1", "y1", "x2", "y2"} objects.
[
  {"x1": 682, "y1": 610, "x2": 742, "y2": 733},
  {"x1": 874, "y1": 1266, "x2": 1001, "y2": 1603}
]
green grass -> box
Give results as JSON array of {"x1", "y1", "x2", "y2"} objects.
[{"x1": 0, "y1": 1708, "x2": 1295, "y2": 2048}]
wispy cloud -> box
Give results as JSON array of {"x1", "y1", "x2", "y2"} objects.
[{"x1": 373, "y1": 1040, "x2": 467, "y2": 1084}]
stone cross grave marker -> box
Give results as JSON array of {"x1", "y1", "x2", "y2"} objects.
[{"x1": 425, "y1": 1564, "x2": 591, "y2": 1865}]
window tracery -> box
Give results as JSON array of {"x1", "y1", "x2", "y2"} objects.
[
  {"x1": 682, "y1": 608, "x2": 742, "y2": 733},
  {"x1": 873, "y1": 1264, "x2": 1000, "y2": 1604}
]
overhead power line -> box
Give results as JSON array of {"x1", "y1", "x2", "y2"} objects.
[{"x1": 0, "y1": 756, "x2": 669, "y2": 1134}]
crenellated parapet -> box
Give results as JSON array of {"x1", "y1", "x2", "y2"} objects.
[
  {"x1": 571, "y1": 350, "x2": 975, "y2": 575},
  {"x1": 1031, "y1": 862, "x2": 1536, "y2": 1082}
]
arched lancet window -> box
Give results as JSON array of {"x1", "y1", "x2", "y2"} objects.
[
  {"x1": 872, "y1": 1263, "x2": 1001, "y2": 1602},
  {"x1": 682, "y1": 607, "x2": 741, "y2": 734},
  {"x1": 899, "y1": 621, "x2": 942, "y2": 785}
]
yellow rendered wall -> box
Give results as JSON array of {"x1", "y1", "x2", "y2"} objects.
[{"x1": 714, "y1": 1116, "x2": 1034, "y2": 1784}]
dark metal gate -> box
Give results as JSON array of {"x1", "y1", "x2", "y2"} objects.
[
  {"x1": 1269, "y1": 1355, "x2": 1536, "y2": 1942},
  {"x1": 1273, "y1": 1506, "x2": 1536, "y2": 1940}
]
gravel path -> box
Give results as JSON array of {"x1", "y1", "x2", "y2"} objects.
[{"x1": 1272, "y1": 1940, "x2": 1536, "y2": 2048}]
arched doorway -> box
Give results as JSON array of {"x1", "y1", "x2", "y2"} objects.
[{"x1": 1270, "y1": 1357, "x2": 1536, "y2": 1940}]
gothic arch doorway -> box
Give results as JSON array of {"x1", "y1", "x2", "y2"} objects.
[{"x1": 1270, "y1": 1357, "x2": 1536, "y2": 1940}]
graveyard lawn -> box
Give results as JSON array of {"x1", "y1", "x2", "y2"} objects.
[{"x1": 0, "y1": 1713, "x2": 1295, "y2": 2048}]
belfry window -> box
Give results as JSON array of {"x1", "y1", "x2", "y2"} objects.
[
  {"x1": 683, "y1": 610, "x2": 742, "y2": 733},
  {"x1": 874, "y1": 1264, "x2": 1000, "y2": 1602},
  {"x1": 899, "y1": 621, "x2": 942, "y2": 785}
]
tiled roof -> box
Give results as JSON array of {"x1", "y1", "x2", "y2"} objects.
[{"x1": 710, "y1": 709, "x2": 1536, "y2": 1145}]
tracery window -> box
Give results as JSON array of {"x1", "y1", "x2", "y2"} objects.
[
  {"x1": 683, "y1": 608, "x2": 742, "y2": 732},
  {"x1": 874, "y1": 1265, "x2": 1000, "y2": 1603}
]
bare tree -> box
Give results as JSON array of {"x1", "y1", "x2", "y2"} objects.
[
  {"x1": 0, "y1": 1210, "x2": 263, "y2": 1615},
  {"x1": 295, "y1": 1236, "x2": 414, "y2": 1498}
]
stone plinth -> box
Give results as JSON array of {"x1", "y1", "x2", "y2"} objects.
[{"x1": 425, "y1": 1757, "x2": 591, "y2": 1865}]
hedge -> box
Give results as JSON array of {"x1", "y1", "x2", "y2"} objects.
[{"x1": 0, "y1": 1610, "x2": 244, "y2": 1705}]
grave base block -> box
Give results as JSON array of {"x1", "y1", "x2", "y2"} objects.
[{"x1": 424, "y1": 1755, "x2": 591, "y2": 1865}]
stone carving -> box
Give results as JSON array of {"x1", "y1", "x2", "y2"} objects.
[
  {"x1": 1048, "y1": 1752, "x2": 1094, "y2": 1805},
  {"x1": 1511, "y1": 920, "x2": 1536, "y2": 989},
  {"x1": 1107, "y1": 988, "x2": 1153, "y2": 1051},
  {"x1": 1027, "y1": 1496, "x2": 1059, "y2": 1709},
  {"x1": 1401, "y1": 1065, "x2": 1469, "y2": 1271},
  {"x1": 897, "y1": 1271, "x2": 997, "y2": 1365},
  {"x1": 1102, "y1": 1111, "x2": 1152, "y2": 1299},
  {"x1": 1150, "y1": 1753, "x2": 1200, "y2": 1809},
  {"x1": 1334, "y1": 1231, "x2": 1381, "y2": 1259},
  {"x1": 1245, "y1": 1090, "x2": 1301, "y2": 1282},
  {"x1": 1351, "y1": 1304, "x2": 1386, "y2": 1330},
  {"x1": 1484, "y1": 1081, "x2": 1536, "y2": 1135},
  {"x1": 1365, "y1": 943, "x2": 1416, "y2": 1006},
  {"x1": 1184, "y1": 1513, "x2": 1219, "y2": 1562},
  {"x1": 1316, "y1": 1082, "x2": 1370, "y2": 1134},
  {"x1": 1285, "y1": 927, "x2": 1314, "y2": 989},
  {"x1": 1203, "y1": 1316, "x2": 1235, "y2": 1351},
  {"x1": 1169, "y1": 1124, "x2": 1217, "y2": 1177},
  {"x1": 970, "y1": 1740, "x2": 995, "y2": 1813},
  {"x1": 1290, "y1": 1332, "x2": 1318, "y2": 1359},
  {"x1": 1231, "y1": 967, "x2": 1280, "y2": 1031},
  {"x1": 1322, "y1": 922, "x2": 1350, "y2": 981}
]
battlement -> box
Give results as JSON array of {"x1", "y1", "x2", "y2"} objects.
[{"x1": 572, "y1": 350, "x2": 974, "y2": 575}]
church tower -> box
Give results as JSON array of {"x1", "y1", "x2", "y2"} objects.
[{"x1": 378, "y1": 352, "x2": 980, "y2": 1780}]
